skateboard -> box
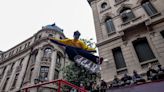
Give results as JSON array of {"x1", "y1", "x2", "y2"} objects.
[{"x1": 74, "y1": 55, "x2": 100, "y2": 73}]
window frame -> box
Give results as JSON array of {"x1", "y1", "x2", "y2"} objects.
[
  {"x1": 132, "y1": 38, "x2": 156, "y2": 63},
  {"x1": 43, "y1": 48, "x2": 52, "y2": 58},
  {"x1": 105, "y1": 17, "x2": 116, "y2": 34},
  {"x1": 112, "y1": 47, "x2": 127, "y2": 69},
  {"x1": 39, "y1": 66, "x2": 49, "y2": 81},
  {"x1": 141, "y1": 0, "x2": 158, "y2": 16}
]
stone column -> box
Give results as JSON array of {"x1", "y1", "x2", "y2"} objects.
[
  {"x1": 31, "y1": 48, "x2": 42, "y2": 84},
  {"x1": 17, "y1": 54, "x2": 30, "y2": 89},
  {"x1": 0, "y1": 65, "x2": 10, "y2": 90},
  {"x1": 49, "y1": 50, "x2": 57, "y2": 80}
]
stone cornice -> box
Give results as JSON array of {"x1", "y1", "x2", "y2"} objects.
[
  {"x1": 0, "y1": 37, "x2": 65, "y2": 64},
  {"x1": 96, "y1": 36, "x2": 122, "y2": 47}
]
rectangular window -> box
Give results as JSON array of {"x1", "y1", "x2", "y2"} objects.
[
  {"x1": 11, "y1": 74, "x2": 19, "y2": 88},
  {"x1": 106, "y1": 19, "x2": 115, "y2": 33},
  {"x1": 54, "y1": 69, "x2": 59, "y2": 80},
  {"x1": 142, "y1": 2, "x2": 157, "y2": 16},
  {"x1": 112, "y1": 47, "x2": 126, "y2": 69},
  {"x1": 39, "y1": 66, "x2": 49, "y2": 81},
  {"x1": 2, "y1": 77, "x2": 9, "y2": 91},
  {"x1": 160, "y1": 31, "x2": 164, "y2": 38},
  {"x1": 133, "y1": 38, "x2": 155, "y2": 62}
]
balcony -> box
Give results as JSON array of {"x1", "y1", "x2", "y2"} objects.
[
  {"x1": 119, "y1": 16, "x2": 146, "y2": 32},
  {"x1": 41, "y1": 57, "x2": 51, "y2": 62},
  {"x1": 41, "y1": 61, "x2": 51, "y2": 66}
]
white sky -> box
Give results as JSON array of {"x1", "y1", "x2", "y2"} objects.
[{"x1": 0, "y1": 0, "x2": 96, "y2": 51}]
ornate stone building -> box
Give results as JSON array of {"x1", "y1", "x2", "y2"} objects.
[
  {"x1": 0, "y1": 24, "x2": 71, "y2": 92},
  {"x1": 88, "y1": 0, "x2": 164, "y2": 82}
]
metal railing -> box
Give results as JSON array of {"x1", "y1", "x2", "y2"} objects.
[{"x1": 22, "y1": 79, "x2": 88, "y2": 92}]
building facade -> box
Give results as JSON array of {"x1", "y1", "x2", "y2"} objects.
[
  {"x1": 88, "y1": 0, "x2": 164, "y2": 82},
  {"x1": 0, "y1": 24, "x2": 71, "y2": 92}
]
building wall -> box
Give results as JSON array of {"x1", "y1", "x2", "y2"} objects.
[
  {"x1": 88, "y1": 0, "x2": 164, "y2": 82},
  {"x1": 0, "y1": 25, "x2": 70, "y2": 92}
]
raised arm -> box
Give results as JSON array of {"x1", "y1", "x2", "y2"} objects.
[{"x1": 49, "y1": 37, "x2": 70, "y2": 47}]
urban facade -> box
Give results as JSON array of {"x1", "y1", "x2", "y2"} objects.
[
  {"x1": 88, "y1": 0, "x2": 164, "y2": 82},
  {"x1": 0, "y1": 24, "x2": 71, "y2": 92}
]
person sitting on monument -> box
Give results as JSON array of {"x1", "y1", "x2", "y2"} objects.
[
  {"x1": 49, "y1": 30, "x2": 103, "y2": 64},
  {"x1": 156, "y1": 64, "x2": 164, "y2": 80},
  {"x1": 146, "y1": 65, "x2": 158, "y2": 81},
  {"x1": 132, "y1": 70, "x2": 145, "y2": 84},
  {"x1": 121, "y1": 73, "x2": 132, "y2": 86},
  {"x1": 111, "y1": 75, "x2": 121, "y2": 88},
  {"x1": 100, "y1": 79, "x2": 107, "y2": 92}
]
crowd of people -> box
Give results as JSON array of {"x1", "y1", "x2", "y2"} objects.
[
  {"x1": 81, "y1": 64, "x2": 164, "y2": 92},
  {"x1": 69, "y1": 64, "x2": 164, "y2": 92},
  {"x1": 110, "y1": 64, "x2": 164, "y2": 88}
]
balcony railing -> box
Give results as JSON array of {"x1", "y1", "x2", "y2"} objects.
[{"x1": 41, "y1": 57, "x2": 51, "y2": 61}]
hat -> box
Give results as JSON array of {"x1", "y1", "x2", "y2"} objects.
[{"x1": 74, "y1": 30, "x2": 81, "y2": 36}]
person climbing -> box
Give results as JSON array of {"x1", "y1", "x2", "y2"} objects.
[{"x1": 49, "y1": 30, "x2": 103, "y2": 65}]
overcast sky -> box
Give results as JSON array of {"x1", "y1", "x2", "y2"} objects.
[{"x1": 0, "y1": 0, "x2": 96, "y2": 51}]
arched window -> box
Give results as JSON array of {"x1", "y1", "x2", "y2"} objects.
[
  {"x1": 120, "y1": 7, "x2": 135, "y2": 22},
  {"x1": 43, "y1": 48, "x2": 52, "y2": 58},
  {"x1": 56, "y1": 54, "x2": 61, "y2": 65},
  {"x1": 141, "y1": 0, "x2": 158, "y2": 16},
  {"x1": 105, "y1": 17, "x2": 115, "y2": 33}
]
